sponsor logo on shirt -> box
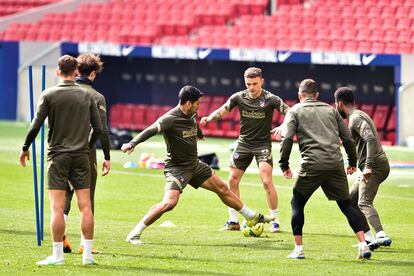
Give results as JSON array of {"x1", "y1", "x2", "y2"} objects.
[
  {"x1": 241, "y1": 110, "x2": 266, "y2": 119},
  {"x1": 182, "y1": 127, "x2": 198, "y2": 138}
]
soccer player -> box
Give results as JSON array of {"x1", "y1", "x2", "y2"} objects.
[
  {"x1": 63, "y1": 53, "x2": 111, "y2": 254},
  {"x1": 200, "y1": 67, "x2": 289, "y2": 233},
  {"x1": 279, "y1": 79, "x2": 371, "y2": 260},
  {"x1": 121, "y1": 86, "x2": 274, "y2": 245},
  {"x1": 19, "y1": 55, "x2": 101, "y2": 265},
  {"x1": 334, "y1": 87, "x2": 392, "y2": 249}
]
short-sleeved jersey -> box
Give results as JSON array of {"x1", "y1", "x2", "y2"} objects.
[
  {"x1": 225, "y1": 89, "x2": 289, "y2": 145},
  {"x1": 348, "y1": 109, "x2": 387, "y2": 170}
]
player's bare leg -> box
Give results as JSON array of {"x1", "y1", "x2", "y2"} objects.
[
  {"x1": 259, "y1": 162, "x2": 280, "y2": 232},
  {"x1": 221, "y1": 167, "x2": 244, "y2": 231},
  {"x1": 126, "y1": 190, "x2": 180, "y2": 245}
]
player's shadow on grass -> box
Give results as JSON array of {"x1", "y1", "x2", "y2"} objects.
[
  {"x1": 306, "y1": 232, "x2": 357, "y2": 239},
  {"x1": 147, "y1": 239, "x2": 291, "y2": 251},
  {"x1": 96, "y1": 264, "x2": 235, "y2": 275},
  {"x1": 101, "y1": 250, "x2": 271, "y2": 265},
  {"x1": 0, "y1": 228, "x2": 36, "y2": 236},
  {"x1": 321, "y1": 258, "x2": 414, "y2": 267}
]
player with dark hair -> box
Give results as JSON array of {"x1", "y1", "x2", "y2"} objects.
[
  {"x1": 335, "y1": 87, "x2": 392, "y2": 249},
  {"x1": 19, "y1": 55, "x2": 101, "y2": 265},
  {"x1": 121, "y1": 85, "x2": 274, "y2": 245},
  {"x1": 201, "y1": 67, "x2": 289, "y2": 233},
  {"x1": 279, "y1": 79, "x2": 371, "y2": 260},
  {"x1": 63, "y1": 53, "x2": 110, "y2": 254}
]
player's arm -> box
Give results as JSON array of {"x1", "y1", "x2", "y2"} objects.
[
  {"x1": 20, "y1": 94, "x2": 49, "y2": 167},
  {"x1": 98, "y1": 97, "x2": 110, "y2": 176},
  {"x1": 336, "y1": 110, "x2": 357, "y2": 172},
  {"x1": 353, "y1": 116, "x2": 376, "y2": 180},
  {"x1": 196, "y1": 122, "x2": 204, "y2": 141},
  {"x1": 89, "y1": 96, "x2": 102, "y2": 149},
  {"x1": 122, "y1": 116, "x2": 173, "y2": 154},
  {"x1": 278, "y1": 109, "x2": 296, "y2": 178},
  {"x1": 200, "y1": 103, "x2": 230, "y2": 125},
  {"x1": 271, "y1": 96, "x2": 291, "y2": 140}
]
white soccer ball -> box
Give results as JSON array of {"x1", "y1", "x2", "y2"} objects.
[{"x1": 241, "y1": 220, "x2": 264, "y2": 237}]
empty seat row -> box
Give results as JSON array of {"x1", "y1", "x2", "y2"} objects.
[{"x1": 109, "y1": 101, "x2": 396, "y2": 144}]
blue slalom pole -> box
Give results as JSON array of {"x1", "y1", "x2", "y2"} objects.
[
  {"x1": 29, "y1": 66, "x2": 41, "y2": 246},
  {"x1": 40, "y1": 65, "x2": 46, "y2": 241}
]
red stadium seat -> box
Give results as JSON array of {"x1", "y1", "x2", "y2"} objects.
[{"x1": 372, "y1": 105, "x2": 390, "y2": 130}]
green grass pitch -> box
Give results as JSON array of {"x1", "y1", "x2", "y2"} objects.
[{"x1": 0, "y1": 121, "x2": 413, "y2": 275}]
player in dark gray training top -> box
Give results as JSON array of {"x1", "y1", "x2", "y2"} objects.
[
  {"x1": 63, "y1": 53, "x2": 111, "y2": 254},
  {"x1": 201, "y1": 67, "x2": 289, "y2": 233},
  {"x1": 19, "y1": 55, "x2": 101, "y2": 266},
  {"x1": 335, "y1": 87, "x2": 392, "y2": 250},
  {"x1": 279, "y1": 79, "x2": 371, "y2": 260},
  {"x1": 121, "y1": 86, "x2": 274, "y2": 245}
]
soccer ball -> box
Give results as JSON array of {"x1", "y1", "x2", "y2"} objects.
[{"x1": 241, "y1": 221, "x2": 264, "y2": 237}]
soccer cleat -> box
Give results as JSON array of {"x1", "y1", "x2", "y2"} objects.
[
  {"x1": 287, "y1": 250, "x2": 305, "y2": 259},
  {"x1": 357, "y1": 245, "x2": 371, "y2": 260},
  {"x1": 78, "y1": 245, "x2": 100, "y2": 254},
  {"x1": 126, "y1": 232, "x2": 144, "y2": 245},
  {"x1": 270, "y1": 222, "x2": 280, "y2": 233},
  {"x1": 366, "y1": 240, "x2": 380, "y2": 251},
  {"x1": 36, "y1": 256, "x2": 64, "y2": 266},
  {"x1": 246, "y1": 213, "x2": 275, "y2": 227},
  {"x1": 63, "y1": 235, "x2": 72, "y2": 253},
  {"x1": 375, "y1": 236, "x2": 392, "y2": 247},
  {"x1": 219, "y1": 221, "x2": 240, "y2": 231},
  {"x1": 83, "y1": 258, "x2": 98, "y2": 266}
]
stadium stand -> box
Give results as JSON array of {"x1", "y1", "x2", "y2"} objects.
[
  {"x1": 0, "y1": 0, "x2": 58, "y2": 17},
  {"x1": 2, "y1": 0, "x2": 402, "y2": 144}
]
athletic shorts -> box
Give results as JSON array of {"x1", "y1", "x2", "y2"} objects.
[
  {"x1": 294, "y1": 168, "x2": 350, "y2": 201},
  {"x1": 230, "y1": 142, "x2": 273, "y2": 171},
  {"x1": 164, "y1": 160, "x2": 214, "y2": 192},
  {"x1": 47, "y1": 152, "x2": 90, "y2": 190}
]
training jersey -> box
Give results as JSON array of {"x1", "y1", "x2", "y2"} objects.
[
  {"x1": 23, "y1": 80, "x2": 101, "y2": 157},
  {"x1": 348, "y1": 109, "x2": 388, "y2": 170},
  {"x1": 77, "y1": 77, "x2": 111, "y2": 161},
  {"x1": 225, "y1": 89, "x2": 289, "y2": 145},
  {"x1": 129, "y1": 106, "x2": 203, "y2": 168},
  {"x1": 279, "y1": 98, "x2": 357, "y2": 171}
]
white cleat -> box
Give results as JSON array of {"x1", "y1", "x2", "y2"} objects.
[
  {"x1": 83, "y1": 258, "x2": 98, "y2": 265},
  {"x1": 36, "y1": 256, "x2": 64, "y2": 266},
  {"x1": 287, "y1": 249, "x2": 305, "y2": 259},
  {"x1": 357, "y1": 245, "x2": 371, "y2": 260},
  {"x1": 270, "y1": 221, "x2": 280, "y2": 233},
  {"x1": 126, "y1": 232, "x2": 144, "y2": 245}
]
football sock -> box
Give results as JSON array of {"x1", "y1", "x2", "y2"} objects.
[
  {"x1": 133, "y1": 221, "x2": 148, "y2": 236},
  {"x1": 228, "y1": 208, "x2": 239, "y2": 223},
  {"x1": 270, "y1": 209, "x2": 279, "y2": 222},
  {"x1": 358, "y1": 241, "x2": 368, "y2": 249},
  {"x1": 238, "y1": 205, "x2": 255, "y2": 219},
  {"x1": 376, "y1": 230, "x2": 387, "y2": 238},
  {"x1": 82, "y1": 239, "x2": 94, "y2": 260},
  {"x1": 52, "y1": 242, "x2": 64, "y2": 260},
  {"x1": 295, "y1": 245, "x2": 303, "y2": 252},
  {"x1": 364, "y1": 230, "x2": 375, "y2": 242}
]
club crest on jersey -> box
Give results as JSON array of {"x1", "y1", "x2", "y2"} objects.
[
  {"x1": 179, "y1": 176, "x2": 185, "y2": 183},
  {"x1": 259, "y1": 101, "x2": 265, "y2": 107},
  {"x1": 233, "y1": 152, "x2": 240, "y2": 159}
]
